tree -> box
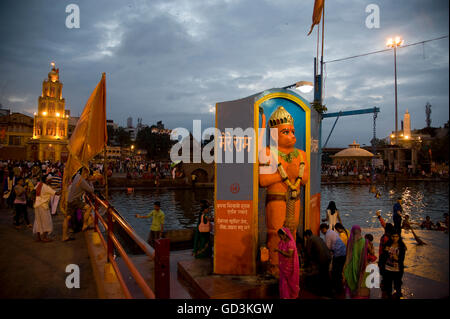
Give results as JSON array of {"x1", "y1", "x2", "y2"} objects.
[
  {"x1": 136, "y1": 126, "x2": 174, "y2": 160},
  {"x1": 106, "y1": 125, "x2": 115, "y2": 145},
  {"x1": 370, "y1": 137, "x2": 387, "y2": 148},
  {"x1": 429, "y1": 131, "x2": 449, "y2": 163},
  {"x1": 116, "y1": 127, "x2": 131, "y2": 147},
  {"x1": 425, "y1": 102, "x2": 432, "y2": 128}
]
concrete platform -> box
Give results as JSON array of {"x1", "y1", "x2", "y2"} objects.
[
  {"x1": 0, "y1": 207, "x2": 98, "y2": 298},
  {"x1": 84, "y1": 230, "x2": 126, "y2": 299},
  {"x1": 177, "y1": 258, "x2": 278, "y2": 299},
  {"x1": 85, "y1": 230, "x2": 193, "y2": 299}
]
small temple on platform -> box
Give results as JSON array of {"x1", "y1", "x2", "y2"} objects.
[
  {"x1": 27, "y1": 62, "x2": 70, "y2": 161},
  {"x1": 331, "y1": 140, "x2": 374, "y2": 166}
]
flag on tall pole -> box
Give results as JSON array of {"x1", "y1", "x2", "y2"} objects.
[
  {"x1": 307, "y1": 0, "x2": 324, "y2": 36},
  {"x1": 60, "y1": 73, "x2": 107, "y2": 216}
]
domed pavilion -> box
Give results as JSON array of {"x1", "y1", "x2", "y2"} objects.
[{"x1": 331, "y1": 140, "x2": 374, "y2": 167}]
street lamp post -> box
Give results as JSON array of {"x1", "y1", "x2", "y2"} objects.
[{"x1": 387, "y1": 36, "x2": 404, "y2": 145}]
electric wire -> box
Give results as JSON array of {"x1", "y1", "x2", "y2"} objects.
[{"x1": 324, "y1": 35, "x2": 448, "y2": 64}]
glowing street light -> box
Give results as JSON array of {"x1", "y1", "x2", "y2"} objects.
[
  {"x1": 56, "y1": 112, "x2": 60, "y2": 117},
  {"x1": 387, "y1": 37, "x2": 404, "y2": 47},
  {"x1": 295, "y1": 81, "x2": 314, "y2": 93},
  {"x1": 43, "y1": 111, "x2": 47, "y2": 116},
  {"x1": 283, "y1": 81, "x2": 314, "y2": 93},
  {"x1": 386, "y1": 36, "x2": 404, "y2": 145}
]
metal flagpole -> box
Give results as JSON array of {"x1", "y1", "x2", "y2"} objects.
[
  {"x1": 104, "y1": 145, "x2": 108, "y2": 200},
  {"x1": 320, "y1": 0, "x2": 325, "y2": 98}
]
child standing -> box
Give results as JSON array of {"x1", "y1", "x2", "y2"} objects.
[
  {"x1": 364, "y1": 234, "x2": 377, "y2": 263},
  {"x1": 136, "y1": 201, "x2": 165, "y2": 246}
]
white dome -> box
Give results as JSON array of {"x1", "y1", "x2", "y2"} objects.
[{"x1": 332, "y1": 140, "x2": 374, "y2": 158}]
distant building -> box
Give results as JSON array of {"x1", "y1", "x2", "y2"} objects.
[
  {"x1": 150, "y1": 121, "x2": 172, "y2": 135},
  {"x1": 123, "y1": 117, "x2": 138, "y2": 141},
  {"x1": 403, "y1": 109, "x2": 411, "y2": 138},
  {"x1": 0, "y1": 105, "x2": 10, "y2": 117},
  {"x1": 28, "y1": 62, "x2": 70, "y2": 162},
  {"x1": 106, "y1": 145, "x2": 121, "y2": 160},
  {"x1": 68, "y1": 116, "x2": 79, "y2": 138},
  {"x1": 125, "y1": 127, "x2": 137, "y2": 141},
  {"x1": 136, "y1": 117, "x2": 148, "y2": 135},
  {"x1": 331, "y1": 140, "x2": 374, "y2": 167},
  {"x1": 107, "y1": 119, "x2": 118, "y2": 130},
  {"x1": 380, "y1": 109, "x2": 447, "y2": 173},
  {"x1": 0, "y1": 112, "x2": 34, "y2": 160}
]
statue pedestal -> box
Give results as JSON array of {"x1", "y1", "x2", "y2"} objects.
[{"x1": 178, "y1": 259, "x2": 278, "y2": 299}]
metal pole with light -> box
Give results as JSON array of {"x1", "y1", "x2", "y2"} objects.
[{"x1": 387, "y1": 36, "x2": 404, "y2": 145}]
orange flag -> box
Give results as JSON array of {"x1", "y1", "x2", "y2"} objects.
[
  {"x1": 60, "y1": 73, "x2": 107, "y2": 213},
  {"x1": 307, "y1": 0, "x2": 324, "y2": 36}
]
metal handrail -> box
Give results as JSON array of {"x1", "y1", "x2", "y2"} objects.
[
  {"x1": 108, "y1": 256, "x2": 133, "y2": 299},
  {"x1": 109, "y1": 232, "x2": 155, "y2": 298},
  {"x1": 86, "y1": 193, "x2": 156, "y2": 299},
  {"x1": 90, "y1": 195, "x2": 155, "y2": 259}
]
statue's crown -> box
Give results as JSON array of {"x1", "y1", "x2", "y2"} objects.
[{"x1": 269, "y1": 106, "x2": 294, "y2": 128}]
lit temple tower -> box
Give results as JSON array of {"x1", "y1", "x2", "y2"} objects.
[
  {"x1": 403, "y1": 109, "x2": 411, "y2": 138},
  {"x1": 28, "y1": 62, "x2": 69, "y2": 161}
]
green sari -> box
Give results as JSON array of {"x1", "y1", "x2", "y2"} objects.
[
  {"x1": 343, "y1": 226, "x2": 369, "y2": 296},
  {"x1": 193, "y1": 212, "x2": 212, "y2": 258}
]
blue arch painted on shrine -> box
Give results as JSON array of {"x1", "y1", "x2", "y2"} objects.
[{"x1": 256, "y1": 89, "x2": 311, "y2": 152}]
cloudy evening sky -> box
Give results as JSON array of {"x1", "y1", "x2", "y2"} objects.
[{"x1": 0, "y1": 0, "x2": 448, "y2": 147}]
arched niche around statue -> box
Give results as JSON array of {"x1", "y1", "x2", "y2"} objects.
[
  {"x1": 58, "y1": 123, "x2": 65, "y2": 137},
  {"x1": 46, "y1": 121, "x2": 56, "y2": 136},
  {"x1": 48, "y1": 102, "x2": 55, "y2": 115},
  {"x1": 36, "y1": 121, "x2": 43, "y2": 135}
]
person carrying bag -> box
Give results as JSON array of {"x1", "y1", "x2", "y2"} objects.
[{"x1": 198, "y1": 213, "x2": 211, "y2": 232}]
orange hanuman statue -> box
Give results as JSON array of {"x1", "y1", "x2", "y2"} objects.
[{"x1": 259, "y1": 106, "x2": 309, "y2": 276}]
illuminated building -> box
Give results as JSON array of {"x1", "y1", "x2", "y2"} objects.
[{"x1": 28, "y1": 62, "x2": 69, "y2": 161}]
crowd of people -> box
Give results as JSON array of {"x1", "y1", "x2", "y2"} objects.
[
  {"x1": 1, "y1": 160, "x2": 102, "y2": 242},
  {"x1": 322, "y1": 163, "x2": 384, "y2": 177},
  {"x1": 104, "y1": 159, "x2": 184, "y2": 180},
  {"x1": 419, "y1": 214, "x2": 449, "y2": 231},
  {"x1": 322, "y1": 163, "x2": 449, "y2": 179},
  {"x1": 1, "y1": 160, "x2": 64, "y2": 210},
  {"x1": 298, "y1": 198, "x2": 449, "y2": 299},
  {"x1": 299, "y1": 199, "x2": 406, "y2": 299}
]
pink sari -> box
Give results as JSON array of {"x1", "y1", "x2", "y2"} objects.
[{"x1": 278, "y1": 227, "x2": 300, "y2": 299}]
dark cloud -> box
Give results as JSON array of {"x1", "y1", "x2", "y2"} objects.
[{"x1": 0, "y1": 0, "x2": 448, "y2": 145}]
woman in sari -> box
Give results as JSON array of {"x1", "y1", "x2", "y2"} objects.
[
  {"x1": 343, "y1": 225, "x2": 370, "y2": 298},
  {"x1": 192, "y1": 200, "x2": 212, "y2": 258},
  {"x1": 274, "y1": 227, "x2": 300, "y2": 299}
]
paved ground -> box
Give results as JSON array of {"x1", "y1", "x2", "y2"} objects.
[{"x1": 0, "y1": 206, "x2": 98, "y2": 298}]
